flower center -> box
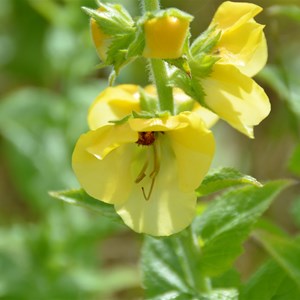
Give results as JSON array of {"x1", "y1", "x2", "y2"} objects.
[{"x1": 136, "y1": 131, "x2": 156, "y2": 146}]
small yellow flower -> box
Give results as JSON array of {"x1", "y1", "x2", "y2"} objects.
[
  {"x1": 143, "y1": 14, "x2": 191, "y2": 59},
  {"x1": 72, "y1": 86, "x2": 215, "y2": 236},
  {"x1": 201, "y1": 1, "x2": 270, "y2": 138}
]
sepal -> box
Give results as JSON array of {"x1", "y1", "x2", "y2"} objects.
[{"x1": 190, "y1": 25, "x2": 220, "y2": 57}]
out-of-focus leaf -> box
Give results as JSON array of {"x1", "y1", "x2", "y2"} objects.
[
  {"x1": 291, "y1": 196, "x2": 300, "y2": 229},
  {"x1": 258, "y1": 65, "x2": 290, "y2": 103},
  {"x1": 193, "y1": 181, "x2": 290, "y2": 277},
  {"x1": 0, "y1": 215, "x2": 135, "y2": 300},
  {"x1": 252, "y1": 228, "x2": 300, "y2": 290},
  {"x1": 142, "y1": 229, "x2": 239, "y2": 300},
  {"x1": 0, "y1": 83, "x2": 104, "y2": 211},
  {"x1": 268, "y1": 5, "x2": 300, "y2": 22},
  {"x1": 258, "y1": 41, "x2": 300, "y2": 118},
  {"x1": 240, "y1": 260, "x2": 300, "y2": 300},
  {"x1": 196, "y1": 167, "x2": 261, "y2": 197},
  {"x1": 211, "y1": 269, "x2": 241, "y2": 290},
  {"x1": 49, "y1": 189, "x2": 123, "y2": 224}
]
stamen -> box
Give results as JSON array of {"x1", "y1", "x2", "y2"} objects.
[
  {"x1": 135, "y1": 160, "x2": 149, "y2": 183},
  {"x1": 134, "y1": 134, "x2": 162, "y2": 201},
  {"x1": 141, "y1": 141, "x2": 160, "y2": 201},
  {"x1": 142, "y1": 175, "x2": 156, "y2": 201}
]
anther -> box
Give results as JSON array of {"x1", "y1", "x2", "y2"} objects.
[{"x1": 140, "y1": 142, "x2": 160, "y2": 201}]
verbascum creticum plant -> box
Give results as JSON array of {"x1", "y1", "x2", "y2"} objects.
[
  {"x1": 69, "y1": 1, "x2": 271, "y2": 236},
  {"x1": 50, "y1": 2, "x2": 300, "y2": 298}
]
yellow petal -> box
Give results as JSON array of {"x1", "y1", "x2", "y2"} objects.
[
  {"x1": 115, "y1": 134, "x2": 197, "y2": 236},
  {"x1": 218, "y1": 22, "x2": 267, "y2": 76},
  {"x1": 202, "y1": 63, "x2": 270, "y2": 137},
  {"x1": 212, "y1": 1, "x2": 262, "y2": 31},
  {"x1": 72, "y1": 124, "x2": 138, "y2": 204},
  {"x1": 168, "y1": 112, "x2": 215, "y2": 191},
  {"x1": 88, "y1": 85, "x2": 140, "y2": 130},
  {"x1": 191, "y1": 103, "x2": 219, "y2": 129},
  {"x1": 129, "y1": 116, "x2": 187, "y2": 132},
  {"x1": 239, "y1": 30, "x2": 267, "y2": 77}
]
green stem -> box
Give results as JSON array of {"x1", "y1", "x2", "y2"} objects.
[
  {"x1": 141, "y1": 0, "x2": 174, "y2": 114},
  {"x1": 150, "y1": 60, "x2": 174, "y2": 113}
]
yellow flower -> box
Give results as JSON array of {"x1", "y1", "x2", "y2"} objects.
[
  {"x1": 143, "y1": 14, "x2": 191, "y2": 59},
  {"x1": 201, "y1": 1, "x2": 270, "y2": 138},
  {"x1": 72, "y1": 86, "x2": 215, "y2": 236}
]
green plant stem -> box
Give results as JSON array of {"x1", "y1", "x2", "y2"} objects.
[{"x1": 141, "y1": 0, "x2": 174, "y2": 114}]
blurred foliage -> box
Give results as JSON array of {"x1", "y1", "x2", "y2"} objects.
[{"x1": 1, "y1": 0, "x2": 300, "y2": 299}]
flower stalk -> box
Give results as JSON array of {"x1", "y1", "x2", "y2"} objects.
[{"x1": 141, "y1": 0, "x2": 174, "y2": 114}]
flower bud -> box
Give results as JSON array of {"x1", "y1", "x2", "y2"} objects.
[
  {"x1": 90, "y1": 8, "x2": 111, "y2": 61},
  {"x1": 143, "y1": 13, "x2": 191, "y2": 59}
]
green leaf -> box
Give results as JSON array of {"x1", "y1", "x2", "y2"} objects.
[
  {"x1": 268, "y1": 5, "x2": 300, "y2": 22},
  {"x1": 240, "y1": 260, "x2": 300, "y2": 300},
  {"x1": 193, "y1": 180, "x2": 290, "y2": 277},
  {"x1": 169, "y1": 68, "x2": 201, "y2": 102},
  {"x1": 142, "y1": 229, "x2": 208, "y2": 299},
  {"x1": 190, "y1": 25, "x2": 220, "y2": 57},
  {"x1": 105, "y1": 33, "x2": 136, "y2": 74},
  {"x1": 189, "y1": 54, "x2": 219, "y2": 79},
  {"x1": 196, "y1": 167, "x2": 262, "y2": 197},
  {"x1": 252, "y1": 228, "x2": 300, "y2": 290},
  {"x1": 49, "y1": 189, "x2": 123, "y2": 224},
  {"x1": 127, "y1": 26, "x2": 145, "y2": 58},
  {"x1": 82, "y1": 4, "x2": 133, "y2": 36},
  {"x1": 258, "y1": 65, "x2": 290, "y2": 104},
  {"x1": 142, "y1": 228, "x2": 239, "y2": 300}
]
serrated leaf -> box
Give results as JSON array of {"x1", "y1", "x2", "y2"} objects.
[
  {"x1": 142, "y1": 228, "x2": 239, "y2": 300},
  {"x1": 196, "y1": 167, "x2": 262, "y2": 197},
  {"x1": 169, "y1": 68, "x2": 206, "y2": 107},
  {"x1": 82, "y1": 5, "x2": 133, "y2": 36},
  {"x1": 165, "y1": 57, "x2": 191, "y2": 75},
  {"x1": 191, "y1": 26, "x2": 220, "y2": 57},
  {"x1": 193, "y1": 180, "x2": 290, "y2": 277},
  {"x1": 127, "y1": 27, "x2": 145, "y2": 58},
  {"x1": 142, "y1": 228, "x2": 210, "y2": 300},
  {"x1": 49, "y1": 189, "x2": 123, "y2": 223},
  {"x1": 252, "y1": 227, "x2": 300, "y2": 290},
  {"x1": 105, "y1": 33, "x2": 135, "y2": 73},
  {"x1": 189, "y1": 54, "x2": 219, "y2": 79}
]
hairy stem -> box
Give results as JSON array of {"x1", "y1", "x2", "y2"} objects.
[{"x1": 141, "y1": 0, "x2": 174, "y2": 114}]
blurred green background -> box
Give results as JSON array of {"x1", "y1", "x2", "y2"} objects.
[{"x1": 0, "y1": 0, "x2": 300, "y2": 299}]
